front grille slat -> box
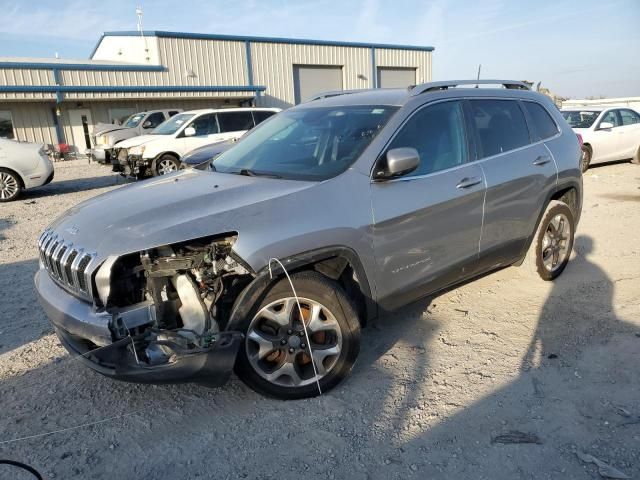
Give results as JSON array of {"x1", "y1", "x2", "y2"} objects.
[{"x1": 39, "y1": 230, "x2": 95, "y2": 301}]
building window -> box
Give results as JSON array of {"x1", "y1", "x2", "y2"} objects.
[
  {"x1": 108, "y1": 107, "x2": 136, "y2": 125},
  {"x1": 0, "y1": 111, "x2": 15, "y2": 139}
]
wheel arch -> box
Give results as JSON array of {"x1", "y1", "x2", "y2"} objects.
[
  {"x1": 514, "y1": 180, "x2": 582, "y2": 266},
  {"x1": 151, "y1": 151, "x2": 181, "y2": 174},
  {"x1": 0, "y1": 166, "x2": 25, "y2": 189},
  {"x1": 225, "y1": 246, "x2": 377, "y2": 331}
]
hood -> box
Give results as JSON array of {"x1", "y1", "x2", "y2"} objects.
[
  {"x1": 92, "y1": 123, "x2": 129, "y2": 136},
  {"x1": 116, "y1": 134, "x2": 161, "y2": 149},
  {"x1": 47, "y1": 169, "x2": 315, "y2": 263}
]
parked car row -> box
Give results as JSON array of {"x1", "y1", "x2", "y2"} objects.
[
  {"x1": 560, "y1": 106, "x2": 640, "y2": 172},
  {"x1": 87, "y1": 109, "x2": 182, "y2": 164},
  {"x1": 111, "y1": 107, "x2": 279, "y2": 178},
  {"x1": 0, "y1": 138, "x2": 54, "y2": 202}
]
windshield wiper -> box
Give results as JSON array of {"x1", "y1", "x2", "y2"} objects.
[{"x1": 236, "y1": 168, "x2": 282, "y2": 179}]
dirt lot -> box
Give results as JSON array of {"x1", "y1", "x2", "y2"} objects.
[{"x1": 0, "y1": 159, "x2": 639, "y2": 480}]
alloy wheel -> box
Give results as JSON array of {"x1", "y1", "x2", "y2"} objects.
[
  {"x1": 245, "y1": 297, "x2": 343, "y2": 387},
  {"x1": 0, "y1": 172, "x2": 19, "y2": 200},
  {"x1": 157, "y1": 159, "x2": 177, "y2": 175},
  {"x1": 541, "y1": 213, "x2": 572, "y2": 272}
]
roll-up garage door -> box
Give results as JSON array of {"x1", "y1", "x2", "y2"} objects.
[
  {"x1": 377, "y1": 67, "x2": 417, "y2": 88},
  {"x1": 293, "y1": 65, "x2": 343, "y2": 104}
]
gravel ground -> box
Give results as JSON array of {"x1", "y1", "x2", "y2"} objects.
[{"x1": 0, "y1": 159, "x2": 639, "y2": 480}]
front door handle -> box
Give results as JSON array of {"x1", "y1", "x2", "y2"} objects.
[
  {"x1": 533, "y1": 155, "x2": 551, "y2": 166},
  {"x1": 456, "y1": 177, "x2": 482, "y2": 189}
]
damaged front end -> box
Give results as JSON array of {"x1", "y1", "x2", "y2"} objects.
[{"x1": 43, "y1": 234, "x2": 254, "y2": 386}]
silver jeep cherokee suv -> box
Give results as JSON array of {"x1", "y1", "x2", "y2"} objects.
[{"x1": 35, "y1": 80, "x2": 582, "y2": 399}]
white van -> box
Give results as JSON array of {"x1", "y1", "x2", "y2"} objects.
[{"x1": 114, "y1": 107, "x2": 280, "y2": 177}]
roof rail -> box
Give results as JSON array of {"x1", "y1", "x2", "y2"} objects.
[
  {"x1": 410, "y1": 80, "x2": 530, "y2": 96},
  {"x1": 305, "y1": 89, "x2": 367, "y2": 102}
]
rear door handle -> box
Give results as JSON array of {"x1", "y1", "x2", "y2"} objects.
[
  {"x1": 533, "y1": 155, "x2": 551, "y2": 166},
  {"x1": 456, "y1": 177, "x2": 482, "y2": 189}
]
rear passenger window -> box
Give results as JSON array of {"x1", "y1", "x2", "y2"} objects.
[
  {"x1": 253, "y1": 110, "x2": 276, "y2": 125},
  {"x1": 523, "y1": 102, "x2": 558, "y2": 140},
  {"x1": 218, "y1": 112, "x2": 255, "y2": 133},
  {"x1": 620, "y1": 109, "x2": 640, "y2": 126},
  {"x1": 387, "y1": 100, "x2": 467, "y2": 176},
  {"x1": 470, "y1": 100, "x2": 530, "y2": 158}
]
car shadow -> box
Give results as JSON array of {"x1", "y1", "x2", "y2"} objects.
[
  {"x1": 0, "y1": 236, "x2": 637, "y2": 479},
  {"x1": 587, "y1": 158, "x2": 634, "y2": 170},
  {"x1": 21, "y1": 174, "x2": 132, "y2": 200},
  {"x1": 362, "y1": 235, "x2": 639, "y2": 479}
]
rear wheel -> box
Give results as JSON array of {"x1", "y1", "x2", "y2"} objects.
[
  {"x1": 235, "y1": 271, "x2": 360, "y2": 399},
  {"x1": 0, "y1": 168, "x2": 21, "y2": 202},
  {"x1": 154, "y1": 155, "x2": 179, "y2": 176},
  {"x1": 580, "y1": 145, "x2": 592, "y2": 172},
  {"x1": 526, "y1": 201, "x2": 575, "y2": 281}
]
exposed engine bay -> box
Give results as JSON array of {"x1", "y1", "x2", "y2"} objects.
[{"x1": 100, "y1": 235, "x2": 253, "y2": 371}]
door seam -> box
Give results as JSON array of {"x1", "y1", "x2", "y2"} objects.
[{"x1": 477, "y1": 162, "x2": 488, "y2": 258}]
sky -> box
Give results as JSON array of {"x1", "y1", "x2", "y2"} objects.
[{"x1": 0, "y1": 0, "x2": 638, "y2": 99}]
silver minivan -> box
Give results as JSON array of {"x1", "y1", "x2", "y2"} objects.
[{"x1": 35, "y1": 80, "x2": 582, "y2": 399}]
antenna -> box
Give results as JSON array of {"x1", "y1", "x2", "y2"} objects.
[
  {"x1": 135, "y1": 5, "x2": 150, "y2": 62},
  {"x1": 475, "y1": 64, "x2": 481, "y2": 88},
  {"x1": 135, "y1": 6, "x2": 144, "y2": 34}
]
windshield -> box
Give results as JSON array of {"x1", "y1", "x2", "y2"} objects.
[
  {"x1": 151, "y1": 113, "x2": 195, "y2": 135},
  {"x1": 124, "y1": 113, "x2": 145, "y2": 128},
  {"x1": 561, "y1": 110, "x2": 601, "y2": 128},
  {"x1": 213, "y1": 105, "x2": 398, "y2": 181}
]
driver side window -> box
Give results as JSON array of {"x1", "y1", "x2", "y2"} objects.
[
  {"x1": 387, "y1": 101, "x2": 467, "y2": 177},
  {"x1": 188, "y1": 113, "x2": 219, "y2": 136},
  {"x1": 600, "y1": 110, "x2": 620, "y2": 127}
]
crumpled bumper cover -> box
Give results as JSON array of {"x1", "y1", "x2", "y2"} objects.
[
  {"x1": 35, "y1": 270, "x2": 243, "y2": 386},
  {"x1": 56, "y1": 326, "x2": 243, "y2": 387}
]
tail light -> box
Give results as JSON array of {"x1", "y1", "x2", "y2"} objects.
[{"x1": 576, "y1": 133, "x2": 584, "y2": 148}]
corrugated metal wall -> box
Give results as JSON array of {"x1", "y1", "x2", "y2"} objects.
[
  {"x1": 0, "y1": 35, "x2": 432, "y2": 147},
  {"x1": 58, "y1": 37, "x2": 248, "y2": 101},
  {"x1": 251, "y1": 43, "x2": 372, "y2": 108},
  {"x1": 0, "y1": 68, "x2": 56, "y2": 101},
  {"x1": 375, "y1": 49, "x2": 432, "y2": 85},
  {"x1": 1, "y1": 102, "x2": 57, "y2": 144}
]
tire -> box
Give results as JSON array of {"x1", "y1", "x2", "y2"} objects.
[
  {"x1": 632, "y1": 145, "x2": 640, "y2": 165},
  {"x1": 0, "y1": 168, "x2": 22, "y2": 202},
  {"x1": 525, "y1": 200, "x2": 575, "y2": 281},
  {"x1": 153, "y1": 154, "x2": 179, "y2": 176},
  {"x1": 234, "y1": 271, "x2": 361, "y2": 399},
  {"x1": 580, "y1": 145, "x2": 592, "y2": 172}
]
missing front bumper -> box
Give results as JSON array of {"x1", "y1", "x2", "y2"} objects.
[
  {"x1": 36, "y1": 269, "x2": 244, "y2": 387},
  {"x1": 56, "y1": 327, "x2": 243, "y2": 386}
]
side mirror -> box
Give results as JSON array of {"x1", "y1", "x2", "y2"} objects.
[
  {"x1": 142, "y1": 120, "x2": 153, "y2": 129},
  {"x1": 184, "y1": 127, "x2": 196, "y2": 137},
  {"x1": 374, "y1": 147, "x2": 420, "y2": 180},
  {"x1": 598, "y1": 121, "x2": 614, "y2": 130}
]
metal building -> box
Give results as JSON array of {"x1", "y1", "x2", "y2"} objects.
[{"x1": 0, "y1": 31, "x2": 433, "y2": 151}]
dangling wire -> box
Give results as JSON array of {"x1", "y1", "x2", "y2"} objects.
[{"x1": 268, "y1": 258, "x2": 322, "y2": 396}]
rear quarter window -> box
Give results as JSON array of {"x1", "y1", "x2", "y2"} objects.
[
  {"x1": 217, "y1": 111, "x2": 255, "y2": 133},
  {"x1": 470, "y1": 99, "x2": 530, "y2": 158},
  {"x1": 523, "y1": 101, "x2": 559, "y2": 140}
]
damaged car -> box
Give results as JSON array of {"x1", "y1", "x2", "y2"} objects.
[{"x1": 35, "y1": 80, "x2": 582, "y2": 399}]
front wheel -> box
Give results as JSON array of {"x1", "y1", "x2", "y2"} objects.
[
  {"x1": 235, "y1": 271, "x2": 360, "y2": 399},
  {"x1": 154, "y1": 155, "x2": 179, "y2": 176},
  {"x1": 0, "y1": 168, "x2": 22, "y2": 202},
  {"x1": 527, "y1": 201, "x2": 575, "y2": 281}
]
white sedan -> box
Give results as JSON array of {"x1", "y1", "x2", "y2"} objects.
[
  {"x1": 0, "y1": 138, "x2": 54, "y2": 202},
  {"x1": 561, "y1": 107, "x2": 640, "y2": 172}
]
